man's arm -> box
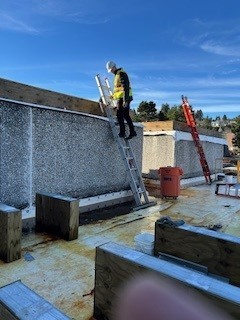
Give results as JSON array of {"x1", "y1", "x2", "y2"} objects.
[{"x1": 119, "y1": 71, "x2": 130, "y2": 102}]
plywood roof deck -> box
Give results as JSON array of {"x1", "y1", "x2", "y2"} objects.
[{"x1": 0, "y1": 184, "x2": 240, "y2": 319}]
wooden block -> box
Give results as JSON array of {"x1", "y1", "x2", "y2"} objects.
[
  {"x1": 94, "y1": 242, "x2": 240, "y2": 320},
  {"x1": 0, "y1": 203, "x2": 22, "y2": 263},
  {"x1": 154, "y1": 222, "x2": 240, "y2": 287},
  {"x1": 36, "y1": 193, "x2": 79, "y2": 241},
  {"x1": 142, "y1": 120, "x2": 175, "y2": 131},
  {"x1": 0, "y1": 280, "x2": 71, "y2": 319}
]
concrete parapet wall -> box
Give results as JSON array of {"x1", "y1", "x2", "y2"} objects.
[
  {"x1": 142, "y1": 135, "x2": 175, "y2": 180},
  {"x1": 0, "y1": 99, "x2": 143, "y2": 208},
  {"x1": 143, "y1": 131, "x2": 225, "y2": 180},
  {"x1": 175, "y1": 139, "x2": 223, "y2": 178}
]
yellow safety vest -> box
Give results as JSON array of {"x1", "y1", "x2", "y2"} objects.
[{"x1": 113, "y1": 69, "x2": 133, "y2": 100}]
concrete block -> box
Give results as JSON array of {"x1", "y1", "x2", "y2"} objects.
[{"x1": 0, "y1": 280, "x2": 71, "y2": 319}]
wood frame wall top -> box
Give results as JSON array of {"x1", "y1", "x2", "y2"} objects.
[
  {"x1": 0, "y1": 77, "x2": 101, "y2": 116},
  {"x1": 142, "y1": 120, "x2": 223, "y2": 138}
]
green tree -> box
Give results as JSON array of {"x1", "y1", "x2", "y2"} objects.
[
  {"x1": 195, "y1": 109, "x2": 203, "y2": 121},
  {"x1": 201, "y1": 116, "x2": 213, "y2": 130},
  {"x1": 137, "y1": 101, "x2": 158, "y2": 121},
  {"x1": 158, "y1": 110, "x2": 166, "y2": 120},
  {"x1": 161, "y1": 103, "x2": 170, "y2": 116},
  {"x1": 157, "y1": 103, "x2": 170, "y2": 120},
  {"x1": 231, "y1": 116, "x2": 240, "y2": 148},
  {"x1": 131, "y1": 109, "x2": 140, "y2": 122},
  {"x1": 166, "y1": 105, "x2": 185, "y2": 122}
]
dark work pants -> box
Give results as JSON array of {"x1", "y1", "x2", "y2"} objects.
[{"x1": 116, "y1": 99, "x2": 135, "y2": 136}]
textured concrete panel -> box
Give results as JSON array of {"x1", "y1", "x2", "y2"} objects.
[
  {"x1": 175, "y1": 140, "x2": 223, "y2": 178},
  {"x1": 142, "y1": 135, "x2": 175, "y2": 179},
  {"x1": 143, "y1": 133, "x2": 224, "y2": 180},
  {"x1": 32, "y1": 108, "x2": 142, "y2": 200},
  {"x1": 0, "y1": 100, "x2": 143, "y2": 208},
  {"x1": 0, "y1": 102, "x2": 31, "y2": 207}
]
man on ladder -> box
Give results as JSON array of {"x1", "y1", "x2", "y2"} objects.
[
  {"x1": 106, "y1": 61, "x2": 137, "y2": 140},
  {"x1": 95, "y1": 69, "x2": 155, "y2": 210}
]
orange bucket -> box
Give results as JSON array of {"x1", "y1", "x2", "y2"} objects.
[{"x1": 158, "y1": 167, "x2": 183, "y2": 198}]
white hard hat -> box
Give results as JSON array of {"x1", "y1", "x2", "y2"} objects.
[{"x1": 106, "y1": 61, "x2": 116, "y2": 73}]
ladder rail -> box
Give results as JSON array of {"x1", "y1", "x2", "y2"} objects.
[
  {"x1": 105, "y1": 76, "x2": 148, "y2": 201},
  {"x1": 181, "y1": 95, "x2": 212, "y2": 184},
  {"x1": 125, "y1": 139, "x2": 149, "y2": 203},
  {"x1": 105, "y1": 78, "x2": 117, "y2": 108},
  {"x1": 95, "y1": 74, "x2": 111, "y2": 113},
  {"x1": 95, "y1": 74, "x2": 153, "y2": 209}
]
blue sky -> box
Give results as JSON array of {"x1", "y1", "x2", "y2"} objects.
[{"x1": 1, "y1": 0, "x2": 240, "y2": 119}]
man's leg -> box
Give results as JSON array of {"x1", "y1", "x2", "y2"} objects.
[
  {"x1": 116, "y1": 99, "x2": 125, "y2": 137},
  {"x1": 123, "y1": 103, "x2": 136, "y2": 138}
]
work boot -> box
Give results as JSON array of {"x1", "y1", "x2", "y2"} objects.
[
  {"x1": 126, "y1": 131, "x2": 137, "y2": 140},
  {"x1": 118, "y1": 132, "x2": 125, "y2": 138}
]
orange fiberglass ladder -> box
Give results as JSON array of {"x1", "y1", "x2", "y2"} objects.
[{"x1": 181, "y1": 95, "x2": 212, "y2": 184}]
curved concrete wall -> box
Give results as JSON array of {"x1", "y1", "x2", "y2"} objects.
[{"x1": 0, "y1": 99, "x2": 143, "y2": 208}]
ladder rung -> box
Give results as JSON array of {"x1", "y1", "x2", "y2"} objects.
[{"x1": 130, "y1": 167, "x2": 137, "y2": 171}]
